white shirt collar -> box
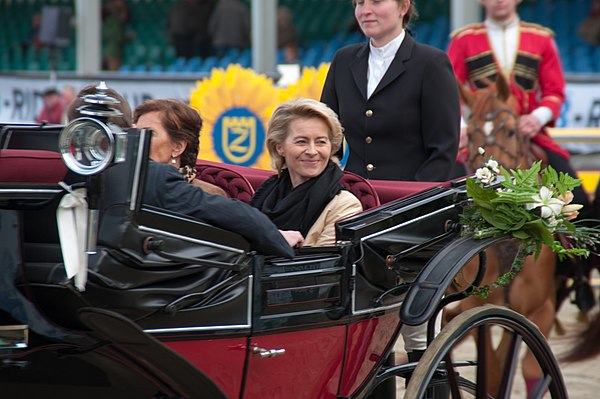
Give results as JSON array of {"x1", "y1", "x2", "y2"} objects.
[
  {"x1": 483, "y1": 17, "x2": 520, "y2": 76},
  {"x1": 484, "y1": 16, "x2": 520, "y2": 30},
  {"x1": 369, "y1": 30, "x2": 405, "y2": 60},
  {"x1": 367, "y1": 31, "x2": 405, "y2": 98}
]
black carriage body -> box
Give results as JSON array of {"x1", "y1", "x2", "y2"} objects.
[{"x1": 0, "y1": 123, "x2": 472, "y2": 398}]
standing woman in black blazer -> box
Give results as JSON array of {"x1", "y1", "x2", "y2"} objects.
[
  {"x1": 320, "y1": 1, "x2": 459, "y2": 394},
  {"x1": 321, "y1": 0, "x2": 460, "y2": 182}
]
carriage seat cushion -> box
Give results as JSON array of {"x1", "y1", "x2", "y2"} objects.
[
  {"x1": 340, "y1": 171, "x2": 381, "y2": 210},
  {"x1": 369, "y1": 180, "x2": 451, "y2": 204},
  {"x1": 195, "y1": 163, "x2": 256, "y2": 203},
  {"x1": 0, "y1": 149, "x2": 67, "y2": 184}
]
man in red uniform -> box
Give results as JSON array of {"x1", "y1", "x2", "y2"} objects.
[
  {"x1": 448, "y1": 0, "x2": 587, "y2": 204},
  {"x1": 448, "y1": 0, "x2": 594, "y2": 393}
]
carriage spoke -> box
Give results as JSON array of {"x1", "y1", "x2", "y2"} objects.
[
  {"x1": 443, "y1": 353, "x2": 463, "y2": 399},
  {"x1": 476, "y1": 324, "x2": 489, "y2": 397},
  {"x1": 497, "y1": 332, "x2": 522, "y2": 399},
  {"x1": 405, "y1": 307, "x2": 567, "y2": 399},
  {"x1": 529, "y1": 375, "x2": 552, "y2": 399}
]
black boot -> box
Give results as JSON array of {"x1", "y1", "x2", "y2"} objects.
[
  {"x1": 574, "y1": 277, "x2": 596, "y2": 312},
  {"x1": 406, "y1": 349, "x2": 449, "y2": 398},
  {"x1": 405, "y1": 350, "x2": 426, "y2": 387}
]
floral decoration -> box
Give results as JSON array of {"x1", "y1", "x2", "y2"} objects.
[{"x1": 461, "y1": 148, "x2": 600, "y2": 297}]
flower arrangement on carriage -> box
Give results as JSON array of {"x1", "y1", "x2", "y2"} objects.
[{"x1": 461, "y1": 148, "x2": 600, "y2": 298}]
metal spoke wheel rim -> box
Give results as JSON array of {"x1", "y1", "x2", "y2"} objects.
[{"x1": 404, "y1": 305, "x2": 567, "y2": 399}]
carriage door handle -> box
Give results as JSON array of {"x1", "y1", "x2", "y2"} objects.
[{"x1": 252, "y1": 344, "x2": 286, "y2": 358}]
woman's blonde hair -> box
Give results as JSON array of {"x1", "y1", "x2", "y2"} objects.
[{"x1": 266, "y1": 98, "x2": 343, "y2": 173}]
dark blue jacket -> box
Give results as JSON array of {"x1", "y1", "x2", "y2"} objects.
[
  {"x1": 143, "y1": 162, "x2": 294, "y2": 258},
  {"x1": 321, "y1": 34, "x2": 460, "y2": 181}
]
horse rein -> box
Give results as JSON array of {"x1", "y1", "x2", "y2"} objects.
[{"x1": 465, "y1": 107, "x2": 530, "y2": 172}]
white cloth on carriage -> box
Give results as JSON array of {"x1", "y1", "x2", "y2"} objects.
[{"x1": 56, "y1": 184, "x2": 89, "y2": 291}]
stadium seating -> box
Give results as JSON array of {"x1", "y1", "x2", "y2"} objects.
[
  {"x1": 1, "y1": 0, "x2": 599, "y2": 74},
  {"x1": 0, "y1": 0, "x2": 75, "y2": 72}
]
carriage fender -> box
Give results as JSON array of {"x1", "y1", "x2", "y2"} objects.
[{"x1": 400, "y1": 235, "x2": 511, "y2": 326}]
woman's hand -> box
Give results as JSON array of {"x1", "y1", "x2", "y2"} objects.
[{"x1": 279, "y1": 230, "x2": 304, "y2": 248}]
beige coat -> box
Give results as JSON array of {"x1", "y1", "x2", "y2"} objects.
[
  {"x1": 191, "y1": 178, "x2": 227, "y2": 197},
  {"x1": 304, "y1": 190, "x2": 363, "y2": 246}
]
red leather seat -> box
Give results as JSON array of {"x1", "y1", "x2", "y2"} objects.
[
  {"x1": 195, "y1": 162, "x2": 255, "y2": 204},
  {"x1": 369, "y1": 180, "x2": 450, "y2": 204},
  {"x1": 0, "y1": 149, "x2": 66, "y2": 183},
  {"x1": 340, "y1": 171, "x2": 381, "y2": 211}
]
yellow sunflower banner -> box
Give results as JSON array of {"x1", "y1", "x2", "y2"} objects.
[
  {"x1": 279, "y1": 63, "x2": 331, "y2": 102},
  {"x1": 189, "y1": 63, "x2": 330, "y2": 170}
]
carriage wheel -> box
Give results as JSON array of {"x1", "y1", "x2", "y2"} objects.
[{"x1": 404, "y1": 305, "x2": 567, "y2": 399}]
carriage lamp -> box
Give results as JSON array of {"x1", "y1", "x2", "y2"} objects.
[
  {"x1": 59, "y1": 117, "x2": 126, "y2": 175},
  {"x1": 58, "y1": 81, "x2": 128, "y2": 256}
]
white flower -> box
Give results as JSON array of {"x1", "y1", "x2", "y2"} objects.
[
  {"x1": 546, "y1": 215, "x2": 559, "y2": 230},
  {"x1": 478, "y1": 147, "x2": 486, "y2": 155},
  {"x1": 485, "y1": 159, "x2": 500, "y2": 174},
  {"x1": 475, "y1": 167, "x2": 495, "y2": 184},
  {"x1": 526, "y1": 186, "x2": 565, "y2": 219},
  {"x1": 562, "y1": 204, "x2": 584, "y2": 220}
]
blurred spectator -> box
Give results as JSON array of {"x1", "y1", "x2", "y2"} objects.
[
  {"x1": 168, "y1": 0, "x2": 199, "y2": 59},
  {"x1": 61, "y1": 85, "x2": 76, "y2": 107},
  {"x1": 102, "y1": 0, "x2": 130, "y2": 71},
  {"x1": 277, "y1": 6, "x2": 299, "y2": 63},
  {"x1": 168, "y1": 0, "x2": 216, "y2": 59},
  {"x1": 21, "y1": 13, "x2": 42, "y2": 54},
  {"x1": 579, "y1": 0, "x2": 600, "y2": 45},
  {"x1": 37, "y1": 88, "x2": 65, "y2": 124},
  {"x1": 208, "y1": 0, "x2": 250, "y2": 58},
  {"x1": 193, "y1": 0, "x2": 217, "y2": 58},
  {"x1": 61, "y1": 85, "x2": 77, "y2": 123}
]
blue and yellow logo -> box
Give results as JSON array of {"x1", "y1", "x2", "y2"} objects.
[
  {"x1": 213, "y1": 108, "x2": 265, "y2": 167},
  {"x1": 189, "y1": 63, "x2": 332, "y2": 170}
]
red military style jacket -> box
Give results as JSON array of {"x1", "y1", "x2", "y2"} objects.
[{"x1": 448, "y1": 21, "x2": 569, "y2": 159}]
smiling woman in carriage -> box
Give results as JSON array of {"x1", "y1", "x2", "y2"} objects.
[{"x1": 251, "y1": 97, "x2": 363, "y2": 246}]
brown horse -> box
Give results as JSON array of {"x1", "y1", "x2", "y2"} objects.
[
  {"x1": 443, "y1": 74, "x2": 558, "y2": 395},
  {"x1": 563, "y1": 181, "x2": 600, "y2": 363}
]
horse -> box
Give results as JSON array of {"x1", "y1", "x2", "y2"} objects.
[
  {"x1": 443, "y1": 74, "x2": 558, "y2": 395},
  {"x1": 563, "y1": 178, "x2": 600, "y2": 363}
]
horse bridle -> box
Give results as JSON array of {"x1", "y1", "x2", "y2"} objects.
[{"x1": 466, "y1": 107, "x2": 530, "y2": 172}]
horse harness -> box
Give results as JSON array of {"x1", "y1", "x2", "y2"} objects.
[{"x1": 465, "y1": 106, "x2": 528, "y2": 173}]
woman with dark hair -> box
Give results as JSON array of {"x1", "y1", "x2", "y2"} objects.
[
  {"x1": 251, "y1": 98, "x2": 362, "y2": 246},
  {"x1": 133, "y1": 99, "x2": 226, "y2": 196}
]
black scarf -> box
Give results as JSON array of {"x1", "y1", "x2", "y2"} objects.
[{"x1": 251, "y1": 161, "x2": 344, "y2": 237}]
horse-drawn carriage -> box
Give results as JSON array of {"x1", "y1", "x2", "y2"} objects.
[{"x1": 0, "y1": 101, "x2": 568, "y2": 398}]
